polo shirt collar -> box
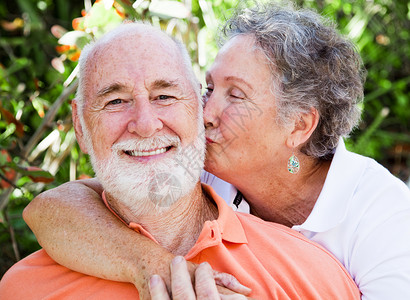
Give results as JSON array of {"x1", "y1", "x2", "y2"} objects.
[
  {"x1": 293, "y1": 138, "x2": 367, "y2": 233},
  {"x1": 102, "y1": 191, "x2": 160, "y2": 242},
  {"x1": 202, "y1": 184, "x2": 248, "y2": 244},
  {"x1": 102, "y1": 184, "x2": 248, "y2": 244}
]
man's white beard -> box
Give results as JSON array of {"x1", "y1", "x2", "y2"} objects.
[{"x1": 83, "y1": 125, "x2": 205, "y2": 217}]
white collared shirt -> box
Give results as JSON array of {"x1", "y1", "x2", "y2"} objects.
[
  {"x1": 201, "y1": 139, "x2": 410, "y2": 299},
  {"x1": 200, "y1": 171, "x2": 249, "y2": 213}
]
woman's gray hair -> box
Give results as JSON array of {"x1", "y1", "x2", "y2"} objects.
[{"x1": 221, "y1": 0, "x2": 366, "y2": 159}]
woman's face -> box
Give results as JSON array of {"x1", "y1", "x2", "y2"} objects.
[{"x1": 203, "y1": 34, "x2": 291, "y2": 184}]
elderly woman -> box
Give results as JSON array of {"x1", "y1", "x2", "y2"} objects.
[{"x1": 24, "y1": 1, "x2": 410, "y2": 299}]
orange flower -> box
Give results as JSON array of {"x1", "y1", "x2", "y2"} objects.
[
  {"x1": 78, "y1": 174, "x2": 92, "y2": 180},
  {"x1": 68, "y1": 51, "x2": 81, "y2": 62},
  {"x1": 72, "y1": 17, "x2": 85, "y2": 31},
  {"x1": 55, "y1": 45, "x2": 71, "y2": 53},
  {"x1": 113, "y1": 2, "x2": 126, "y2": 18}
]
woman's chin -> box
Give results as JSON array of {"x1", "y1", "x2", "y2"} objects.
[
  {"x1": 204, "y1": 158, "x2": 218, "y2": 174},
  {"x1": 203, "y1": 160, "x2": 214, "y2": 173}
]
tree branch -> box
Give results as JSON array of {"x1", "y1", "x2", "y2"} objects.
[{"x1": 4, "y1": 210, "x2": 21, "y2": 262}]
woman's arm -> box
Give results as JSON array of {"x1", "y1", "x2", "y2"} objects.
[{"x1": 23, "y1": 179, "x2": 174, "y2": 299}]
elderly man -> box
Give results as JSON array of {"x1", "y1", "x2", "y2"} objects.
[{"x1": 0, "y1": 23, "x2": 359, "y2": 299}]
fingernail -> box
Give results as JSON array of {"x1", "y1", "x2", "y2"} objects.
[
  {"x1": 172, "y1": 256, "x2": 184, "y2": 265},
  {"x1": 149, "y1": 274, "x2": 160, "y2": 288}
]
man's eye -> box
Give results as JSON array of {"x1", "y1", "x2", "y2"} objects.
[
  {"x1": 107, "y1": 99, "x2": 122, "y2": 105},
  {"x1": 157, "y1": 95, "x2": 175, "y2": 100}
]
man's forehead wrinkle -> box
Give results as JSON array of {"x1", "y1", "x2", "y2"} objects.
[
  {"x1": 83, "y1": 26, "x2": 189, "y2": 98},
  {"x1": 97, "y1": 82, "x2": 127, "y2": 97}
]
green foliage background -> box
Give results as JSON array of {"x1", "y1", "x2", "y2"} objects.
[{"x1": 1, "y1": 0, "x2": 409, "y2": 277}]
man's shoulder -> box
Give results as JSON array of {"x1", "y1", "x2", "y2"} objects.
[
  {"x1": 0, "y1": 250, "x2": 56, "y2": 282},
  {"x1": 0, "y1": 250, "x2": 59, "y2": 299},
  {"x1": 0, "y1": 249, "x2": 139, "y2": 300}
]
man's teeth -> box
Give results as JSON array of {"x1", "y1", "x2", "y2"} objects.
[{"x1": 128, "y1": 147, "x2": 167, "y2": 157}]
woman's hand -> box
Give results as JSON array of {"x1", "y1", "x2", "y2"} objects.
[{"x1": 149, "y1": 256, "x2": 251, "y2": 299}]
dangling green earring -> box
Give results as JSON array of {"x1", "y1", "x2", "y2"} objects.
[{"x1": 287, "y1": 153, "x2": 300, "y2": 174}]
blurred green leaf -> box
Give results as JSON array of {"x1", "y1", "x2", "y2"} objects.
[
  {"x1": 4, "y1": 58, "x2": 31, "y2": 77},
  {"x1": 84, "y1": 1, "x2": 124, "y2": 38},
  {"x1": 4, "y1": 162, "x2": 54, "y2": 184}
]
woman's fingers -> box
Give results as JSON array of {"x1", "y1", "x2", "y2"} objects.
[
  {"x1": 213, "y1": 271, "x2": 251, "y2": 296},
  {"x1": 149, "y1": 257, "x2": 252, "y2": 300},
  {"x1": 220, "y1": 294, "x2": 249, "y2": 300},
  {"x1": 170, "y1": 256, "x2": 196, "y2": 300},
  {"x1": 149, "y1": 274, "x2": 170, "y2": 300},
  {"x1": 195, "y1": 262, "x2": 220, "y2": 299}
]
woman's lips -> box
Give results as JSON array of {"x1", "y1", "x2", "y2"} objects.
[{"x1": 206, "y1": 137, "x2": 215, "y2": 143}]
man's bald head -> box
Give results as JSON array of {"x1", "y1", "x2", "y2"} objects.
[{"x1": 75, "y1": 22, "x2": 200, "y2": 117}]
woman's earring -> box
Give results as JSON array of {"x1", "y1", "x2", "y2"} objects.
[{"x1": 287, "y1": 152, "x2": 300, "y2": 174}]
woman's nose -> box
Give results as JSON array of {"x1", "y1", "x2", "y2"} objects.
[{"x1": 203, "y1": 94, "x2": 222, "y2": 129}]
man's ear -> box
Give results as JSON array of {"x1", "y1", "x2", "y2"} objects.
[
  {"x1": 286, "y1": 107, "x2": 319, "y2": 148},
  {"x1": 72, "y1": 100, "x2": 89, "y2": 154}
]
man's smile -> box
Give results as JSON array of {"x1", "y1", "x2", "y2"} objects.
[{"x1": 124, "y1": 146, "x2": 173, "y2": 157}]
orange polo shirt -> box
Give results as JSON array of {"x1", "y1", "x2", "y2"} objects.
[{"x1": 0, "y1": 184, "x2": 360, "y2": 299}]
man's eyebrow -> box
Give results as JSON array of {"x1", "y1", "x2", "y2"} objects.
[
  {"x1": 96, "y1": 83, "x2": 126, "y2": 97},
  {"x1": 150, "y1": 79, "x2": 179, "y2": 90}
]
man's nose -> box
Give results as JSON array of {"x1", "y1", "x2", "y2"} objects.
[{"x1": 127, "y1": 101, "x2": 163, "y2": 137}]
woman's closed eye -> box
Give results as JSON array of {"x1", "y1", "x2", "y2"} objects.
[
  {"x1": 205, "y1": 87, "x2": 214, "y2": 94},
  {"x1": 229, "y1": 88, "x2": 246, "y2": 100},
  {"x1": 203, "y1": 84, "x2": 214, "y2": 99}
]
